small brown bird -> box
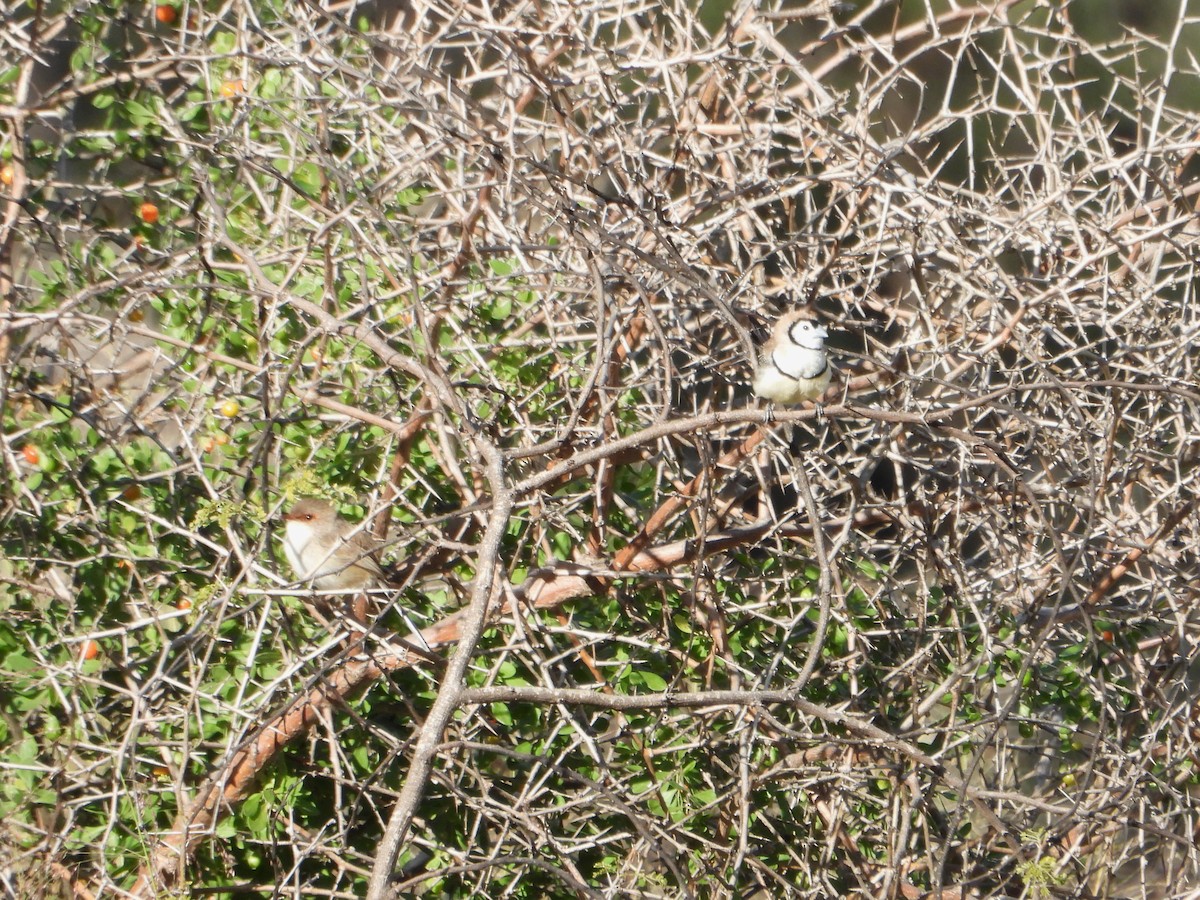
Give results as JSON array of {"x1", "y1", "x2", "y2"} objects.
[
  {"x1": 282, "y1": 498, "x2": 389, "y2": 591},
  {"x1": 753, "y1": 310, "x2": 832, "y2": 405},
  {"x1": 280, "y1": 498, "x2": 446, "y2": 669}
]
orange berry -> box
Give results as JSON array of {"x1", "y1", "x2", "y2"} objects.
[
  {"x1": 21, "y1": 444, "x2": 39, "y2": 465},
  {"x1": 122, "y1": 484, "x2": 142, "y2": 501},
  {"x1": 0, "y1": 165, "x2": 13, "y2": 187},
  {"x1": 214, "y1": 431, "x2": 230, "y2": 446},
  {"x1": 80, "y1": 640, "x2": 100, "y2": 661},
  {"x1": 154, "y1": 4, "x2": 176, "y2": 23},
  {"x1": 220, "y1": 79, "x2": 245, "y2": 99},
  {"x1": 176, "y1": 598, "x2": 192, "y2": 611},
  {"x1": 202, "y1": 437, "x2": 216, "y2": 453},
  {"x1": 1100, "y1": 630, "x2": 1114, "y2": 643},
  {"x1": 139, "y1": 202, "x2": 159, "y2": 224}
]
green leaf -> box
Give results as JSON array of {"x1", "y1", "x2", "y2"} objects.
[
  {"x1": 210, "y1": 31, "x2": 236, "y2": 54},
  {"x1": 639, "y1": 671, "x2": 668, "y2": 691},
  {"x1": 124, "y1": 100, "x2": 157, "y2": 128},
  {"x1": 291, "y1": 162, "x2": 323, "y2": 196}
]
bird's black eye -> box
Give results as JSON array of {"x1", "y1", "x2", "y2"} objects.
[{"x1": 305, "y1": 514, "x2": 313, "y2": 521}]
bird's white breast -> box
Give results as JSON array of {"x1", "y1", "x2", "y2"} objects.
[
  {"x1": 755, "y1": 345, "x2": 831, "y2": 403},
  {"x1": 284, "y1": 521, "x2": 317, "y2": 579},
  {"x1": 773, "y1": 343, "x2": 827, "y2": 381}
]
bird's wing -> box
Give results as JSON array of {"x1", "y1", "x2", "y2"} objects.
[{"x1": 345, "y1": 532, "x2": 388, "y2": 576}]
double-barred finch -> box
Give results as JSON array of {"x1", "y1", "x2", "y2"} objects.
[{"x1": 753, "y1": 310, "x2": 832, "y2": 405}]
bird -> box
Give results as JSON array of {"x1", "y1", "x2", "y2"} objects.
[
  {"x1": 280, "y1": 498, "x2": 446, "y2": 668},
  {"x1": 752, "y1": 310, "x2": 832, "y2": 407},
  {"x1": 281, "y1": 498, "x2": 390, "y2": 591}
]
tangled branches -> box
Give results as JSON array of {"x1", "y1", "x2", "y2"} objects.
[{"x1": 2, "y1": 0, "x2": 1199, "y2": 897}]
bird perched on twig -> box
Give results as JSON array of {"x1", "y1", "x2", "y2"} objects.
[
  {"x1": 280, "y1": 497, "x2": 444, "y2": 668},
  {"x1": 282, "y1": 498, "x2": 391, "y2": 591},
  {"x1": 752, "y1": 310, "x2": 832, "y2": 408}
]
